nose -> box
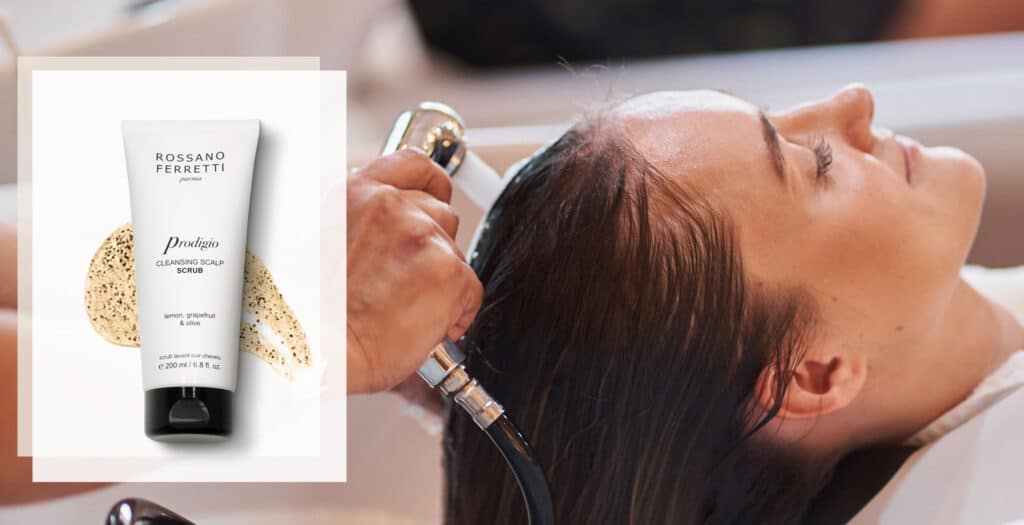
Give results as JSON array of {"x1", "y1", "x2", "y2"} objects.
[
  {"x1": 831, "y1": 85, "x2": 876, "y2": 152},
  {"x1": 777, "y1": 84, "x2": 876, "y2": 152}
]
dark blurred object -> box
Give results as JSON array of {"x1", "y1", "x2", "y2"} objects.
[
  {"x1": 802, "y1": 445, "x2": 917, "y2": 525},
  {"x1": 408, "y1": 0, "x2": 903, "y2": 67},
  {"x1": 107, "y1": 497, "x2": 195, "y2": 525}
]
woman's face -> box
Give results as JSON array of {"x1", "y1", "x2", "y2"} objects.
[{"x1": 615, "y1": 86, "x2": 985, "y2": 362}]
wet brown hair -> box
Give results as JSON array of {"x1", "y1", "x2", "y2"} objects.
[{"x1": 444, "y1": 114, "x2": 834, "y2": 524}]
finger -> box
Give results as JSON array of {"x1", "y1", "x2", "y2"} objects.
[
  {"x1": 420, "y1": 221, "x2": 467, "y2": 270},
  {"x1": 448, "y1": 263, "x2": 484, "y2": 341},
  {"x1": 402, "y1": 190, "x2": 459, "y2": 239},
  {"x1": 415, "y1": 210, "x2": 467, "y2": 262},
  {"x1": 363, "y1": 149, "x2": 452, "y2": 203}
]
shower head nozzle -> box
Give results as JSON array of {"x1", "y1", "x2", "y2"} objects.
[{"x1": 382, "y1": 102, "x2": 467, "y2": 176}]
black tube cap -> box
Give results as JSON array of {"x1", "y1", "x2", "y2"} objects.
[{"x1": 145, "y1": 387, "x2": 232, "y2": 440}]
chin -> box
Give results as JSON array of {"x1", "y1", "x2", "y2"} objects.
[
  {"x1": 922, "y1": 146, "x2": 986, "y2": 210},
  {"x1": 921, "y1": 146, "x2": 986, "y2": 267},
  {"x1": 932, "y1": 145, "x2": 985, "y2": 188}
]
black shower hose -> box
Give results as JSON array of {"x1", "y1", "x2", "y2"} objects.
[{"x1": 484, "y1": 413, "x2": 556, "y2": 525}]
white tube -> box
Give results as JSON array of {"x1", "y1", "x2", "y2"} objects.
[{"x1": 122, "y1": 120, "x2": 260, "y2": 440}]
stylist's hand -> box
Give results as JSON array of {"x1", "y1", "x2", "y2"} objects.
[{"x1": 347, "y1": 149, "x2": 483, "y2": 394}]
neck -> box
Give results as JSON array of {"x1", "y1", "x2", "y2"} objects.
[{"x1": 863, "y1": 277, "x2": 1024, "y2": 447}]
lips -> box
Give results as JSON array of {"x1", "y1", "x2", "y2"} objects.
[{"x1": 894, "y1": 135, "x2": 919, "y2": 185}]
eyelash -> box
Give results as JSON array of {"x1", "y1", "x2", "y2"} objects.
[{"x1": 810, "y1": 135, "x2": 833, "y2": 181}]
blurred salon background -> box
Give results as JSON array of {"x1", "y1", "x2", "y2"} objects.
[{"x1": 0, "y1": 0, "x2": 1022, "y2": 523}]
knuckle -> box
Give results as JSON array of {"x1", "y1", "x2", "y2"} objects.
[
  {"x1": 447, "y1": 256, "x2": 467, "y2": 279},
  {"x1": 394, "y1": 147, "x2": 431, "y2": 167},
  {"x1": 348, "y1": 171, "x2": 375, "y2": 194},
  {"x1": 398, "y1": 236, "x2": 435, "y2": 274},
  {"x1": 432, "y1": 203, "x2": 458, "y2": 232},
  {"x1": 429, "y1": 246, "x2": 462, "y2": 282},
  {"x1": 367, "y1": 185, "x2": 401, "y2": 214},
  {"x1": 403, "y1": 217, "x2": 436, "y2": 247},
  {"x1": 359, "y1": 154, "x2": 393, "y2": 177},
  {"x1": 395, "y1": 147, "x2": 427, "y2": 160},
  {"x1": 350, "y1": 162, "x2": 372, "y2": 180}
]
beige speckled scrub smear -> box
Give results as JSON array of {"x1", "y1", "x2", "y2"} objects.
[
  {"x1": 85, "y1": 225, "x2": 139, "y2": 346},
  {"x1": 243, "y1": 251, "x2": 311, "y2": 365},
  {"x1": 86, "y1": 223, "x2": 310, "y2": 378}
]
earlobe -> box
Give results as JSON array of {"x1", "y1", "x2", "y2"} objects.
[{"x1": 756, "y1": 354, "x2": 867, "y2": 420}]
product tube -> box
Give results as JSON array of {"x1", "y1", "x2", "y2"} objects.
[{"x1": 123, "y1": 120, "x2": 260, "y2": 440}]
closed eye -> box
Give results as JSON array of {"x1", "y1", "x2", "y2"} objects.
[{"x1": 810, "y1": 135, "x2": 833, "y2": 181}]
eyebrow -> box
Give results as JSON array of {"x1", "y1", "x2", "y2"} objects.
[{"x1": 759, "y1": 110, "x2": 786, "y2": 183}]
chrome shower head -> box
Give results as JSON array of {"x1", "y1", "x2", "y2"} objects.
[{"x1": 382, "y1": 101, "x2": 467, "y2": 177}]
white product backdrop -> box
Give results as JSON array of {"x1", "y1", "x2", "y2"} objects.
[{"x1": 30, "y1": 69, "x2": 325, "y2": 478}]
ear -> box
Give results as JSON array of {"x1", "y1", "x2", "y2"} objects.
[{"x1": 756, "y1": 353, "x2": 868, "y2": 420}]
